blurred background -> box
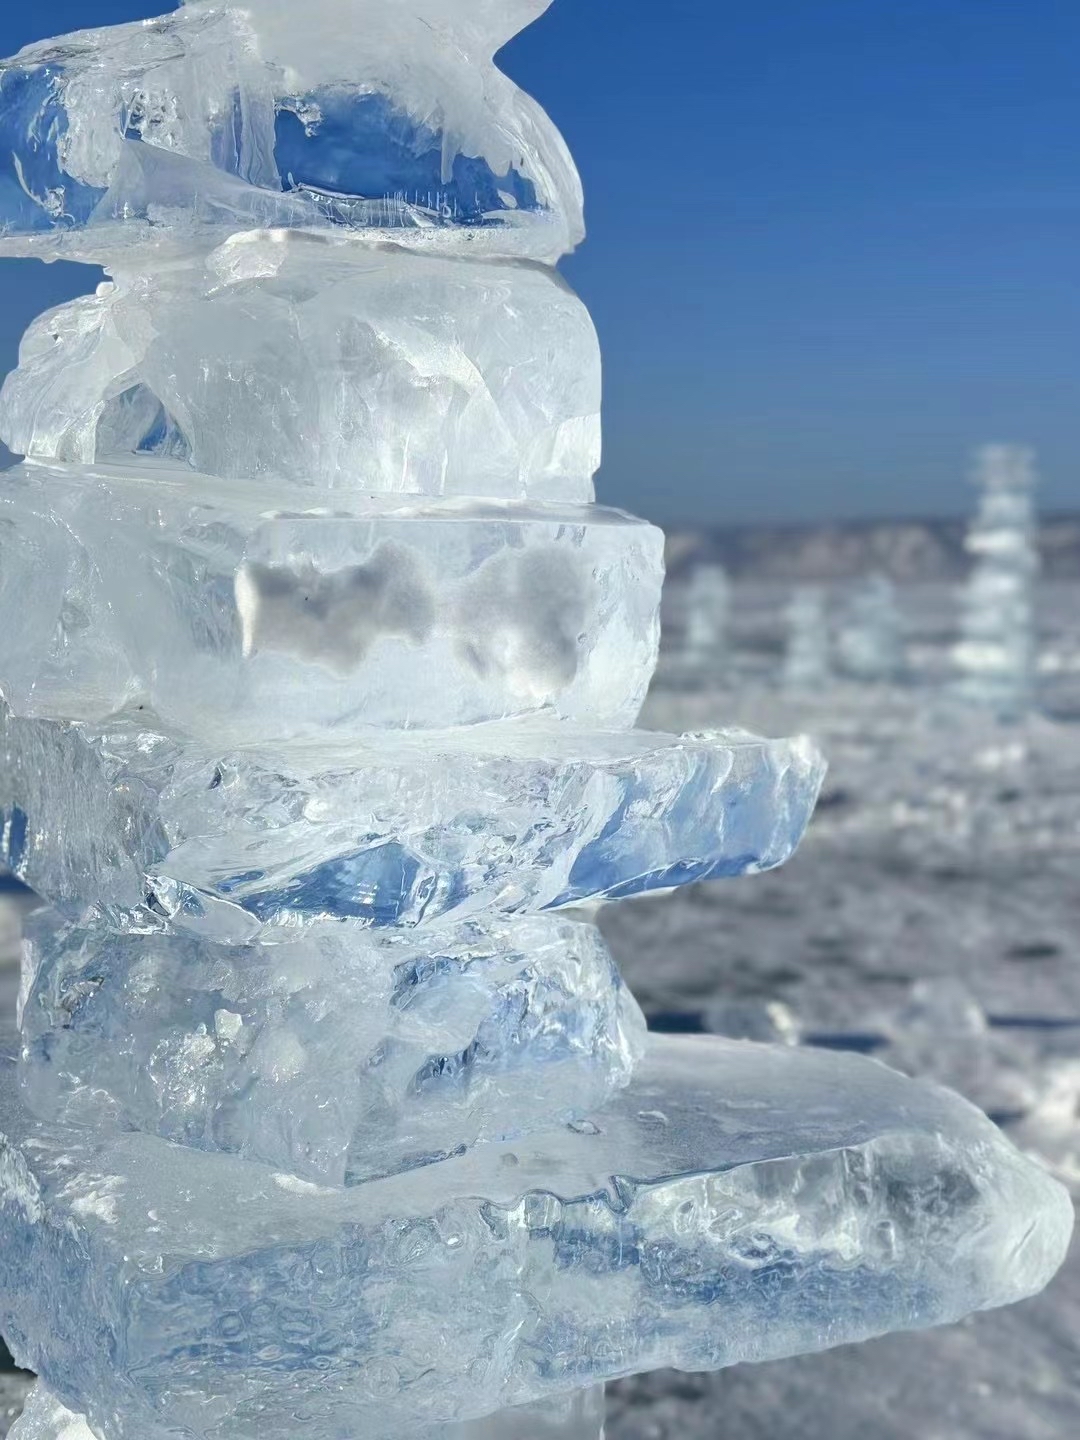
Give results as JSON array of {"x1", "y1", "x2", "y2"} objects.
[{"x1": 2, "y1": 1, "x2": 1079, "y2": 1438}]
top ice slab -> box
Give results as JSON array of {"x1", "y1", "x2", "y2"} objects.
[{"x1": 0, "y1": 0, "x2": 582, "y2": 263}]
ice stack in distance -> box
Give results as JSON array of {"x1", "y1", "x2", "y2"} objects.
[
  {"x1": 952, "y1": 444, "x2": 1041, "y2": 720},
  {"x1": 0, "y1": 6, "x2": 1071, "y2": 1440}
]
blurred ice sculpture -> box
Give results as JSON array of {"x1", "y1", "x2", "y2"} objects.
[
  {"x1": 952, "y1": 444, "x2": 1041, "y2": 720},
  {"x1": 681, "y1": 564, "x2": 730, "y2": 680},
  {"x1": 661, "y1": 562, "x2": 729, "y2": 686},
  {"x1": 782, "y1": 584, "x2": 831, "y2": 690},
  {"x1": 836, "y1": 574, "x2": 905, "y2": 682},
  {"x1": 0, "y1": 8, "x2": 1071, "y2": 1440}
]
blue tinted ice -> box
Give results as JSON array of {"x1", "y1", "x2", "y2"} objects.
[
  {"x1": 19, "y1": 913, "x2": 646, "y2": 1184},
  {"x1": 0, "y1": 1, "x2": 582, "y2": 263},
  {"x1": 0, "y1": 1034, "x2": 1070, "y2": 1440},
  {"x1": 0, "y1": 707, "x2": 824, "y2": 939}
]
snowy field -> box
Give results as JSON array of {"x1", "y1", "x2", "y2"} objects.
[
  {"x1": 603, "y1": 577, "x2": 1080, "y2": 1439},
  {"x1": 1, "y1": 575, "x2": 1078, "y2": 1438}
]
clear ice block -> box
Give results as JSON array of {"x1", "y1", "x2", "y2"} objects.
[
  {"x1": 0, "y1": 1033, "x2": 1070, "y2": 1440},
  {"x1": 19, "y1": 913, "x2": 645, "y2": 1185},
  {"x1": 0, "y1": 709, "x2": 825, "y2": 939},
  {"x1": 0, "y1": 464, "x2": 661, "y2": 741},
  {"x1": 0, "y1": 239, "x2": 600, "y2": 504},
  {"x1": 1, "y1": 6, "x2": 1069, "y2": 1440},
  {"x1": 0, "y1": 1, "x2": 581, "y2": 264}
]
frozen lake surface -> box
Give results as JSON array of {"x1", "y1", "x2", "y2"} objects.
[{"x1": 602, "y1": 578, "x2": 1080, "y2": 1439}]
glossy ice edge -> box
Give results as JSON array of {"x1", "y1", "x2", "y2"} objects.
[
  {"x1": 0, "y1": 714, "x2": 826, "y2": 940},
  {"x1": 0, "y1": 1032, "x2": 1070, "y2": 1440}
]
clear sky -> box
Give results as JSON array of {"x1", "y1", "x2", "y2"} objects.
[{"x1": 0, "y1": 0, "x2": 1077, "y2": 524}]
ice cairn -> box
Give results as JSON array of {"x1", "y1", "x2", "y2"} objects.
[
  {"x1": 661, "y1": 562, "x2": 728, "y2": 687},
  {"x1": 953, "y1": 444, "x2": 1041, "y2": 720},
  {"x1": 0, "y1": 7, "x2": 1072, "y2": 1440},
  {"x1": 835, "y1": 574, "x2": 905, "y2": 683},
  {"x1": 781, "y1": 584, "x2": 831, "y2": 691}
]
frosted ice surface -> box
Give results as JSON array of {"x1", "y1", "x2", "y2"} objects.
[
  {"x1": 0, "y1": 1034, "x2": 1070, "y2": 1440},
  {"x1": 20, "y1": 913, "x2": 645, "y2": 1185},
  {"x1": 11, "y1": 1383, "x2": 607, "y2": 1440},
  {"x1": 0, "y1": 240, "x2": 600, "y2": 503},
  {"x1": 0, "y1": 711, "x2": 825, "y2": 939},
  {"x1": 0, "y1": 466, "x2": 660, "y2": 740},
  {"x1": 0, "y1": 1, "x2": 582, "y2": 263}
]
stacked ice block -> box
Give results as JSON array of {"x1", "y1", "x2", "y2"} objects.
[
  {"x1": 0, "y1": 6, "x2": 1071, "y2": 1440},
  {"x1": 953, "y1": 444, "x2": 1041, "y2": 720}
]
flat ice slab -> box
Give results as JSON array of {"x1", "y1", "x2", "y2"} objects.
[
  {"x1": 0, "y1": 1033, "x2": 1070, "y2": 1440},
  {"x1": 0, "y1": 716, "x2": 825, "y2": 940}
]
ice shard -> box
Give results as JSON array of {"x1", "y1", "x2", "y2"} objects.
[{"x1": 0, "y1": 6, "x2": 1070, "y2": 1440}]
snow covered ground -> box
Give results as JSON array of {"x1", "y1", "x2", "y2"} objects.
[
  {"x1": 603, "y1": 576, "x2": 1080, "y2": 1439},
  {"x1": 1, "y1": 575, "x2": 1078, "y2": 1438}
]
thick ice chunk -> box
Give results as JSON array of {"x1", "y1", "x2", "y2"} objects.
[
  {"x1": 0, "y1": 0, "x2": 581, "y2": 264},
  {"x1": 0, "y1": 1034, "x2": 1070, "y2": 1440},
  {"x1": 19, "y1": 914, "x2": 645, "y2": 1185},
  {"x1": 0, "y1": 240, "x2": 600, "y2": 503},
  {"x1": 0, "y1": 465, "x2": 660, "y2": 739},
  {"x1": 0, "y1": 710, "x2": 825, "y2": 939}
]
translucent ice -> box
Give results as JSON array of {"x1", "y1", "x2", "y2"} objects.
[
  {"x1": 0, "y1": 465, "x2": 660, "y2": 740},
  {"x1": 0, "y1": 1034, "x2": 1070, "y2": 1440},
  {"x1": 876, "y1": 979, "x2": 1038, "y2": 1124},
  {"x1": 19, "y1": 913, "x2": 645, "y2": 1185},
  {"x1": 0, "y1": 708, "x2": 825, "y2": 939},
  {"x1": 12, "y1": 1383, "x2": 608, "y2": 1440},
  {"x1": 0, "y1": 1, "x2": 582, "y2": 263},
  {"x1": 0, "y1": 239, "x2": 600, "y2": 502}
]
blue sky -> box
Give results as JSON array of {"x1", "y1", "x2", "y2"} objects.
[{"x1": 0, "y1": 0, "x2": 1077, "y2": 523}]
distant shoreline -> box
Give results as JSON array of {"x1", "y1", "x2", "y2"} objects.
[{"x1": 664, "y1": 513, "x2": 1080, "y2": 583}]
